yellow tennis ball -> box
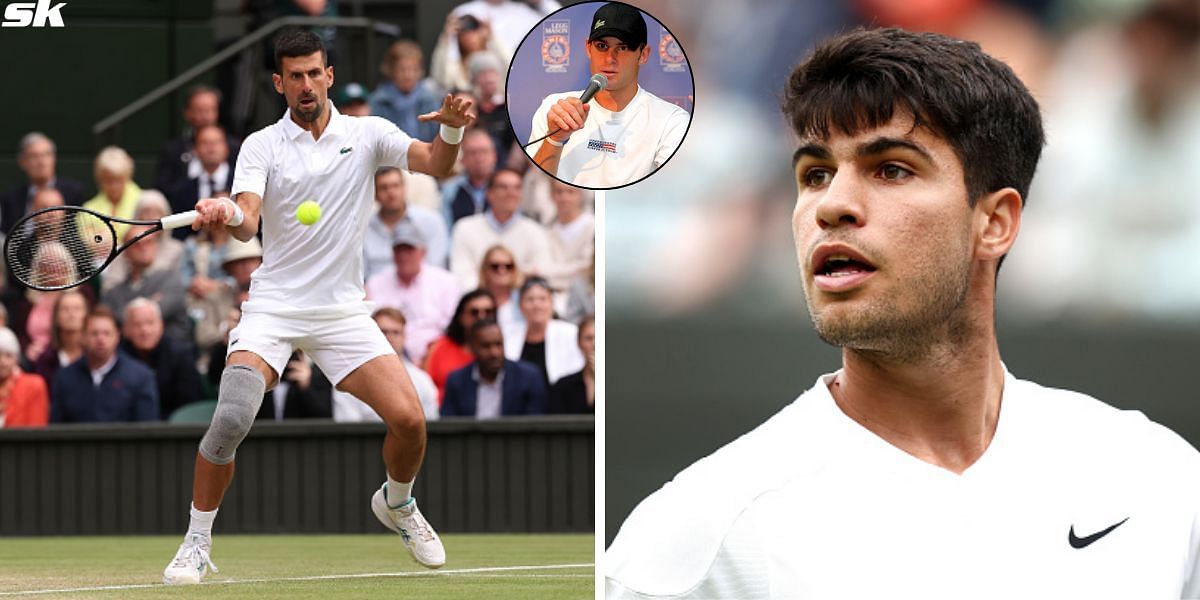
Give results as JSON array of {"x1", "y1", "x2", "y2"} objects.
[{"x1": 296, "y1": 200, "x2": 321, "y2": 226}]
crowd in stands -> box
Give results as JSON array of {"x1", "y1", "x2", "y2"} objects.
[{"x1": 0, "y1": 0, "x2": 595, "y2": 428}]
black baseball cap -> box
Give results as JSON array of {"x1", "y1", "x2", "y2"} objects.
[{"x1": 588, "y1": 2, "x2": 647, "y2": 49}]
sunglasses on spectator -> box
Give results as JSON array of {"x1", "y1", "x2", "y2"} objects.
[
  {"x1": 488, "y1": 262, "x2": 515, "y2": 272},
  {"x1": 468, "y1": 308, "x2": 495, "y2": 317}
]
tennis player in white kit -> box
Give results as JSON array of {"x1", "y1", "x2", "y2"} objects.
[
  {"x1": 162, "y1": 29, "x2": 474, "y2": 584},
  {"x1": 606, "y1": 28, "x2": 1200, "y2": 598}
]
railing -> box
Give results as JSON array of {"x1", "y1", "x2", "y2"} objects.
[
  {"x1": 91, "y1": 16, "x2": 400, "y2": 141},
  {"x1": 0, "y1": 416, "x2": 595, "y2": 535}
]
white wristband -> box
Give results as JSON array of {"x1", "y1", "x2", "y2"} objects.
[
  {"x1": 440, "y1": 124, "x2": 464, "y2": 144},
  {"x1": 546, "y1": 137, "x2": 565, "y2": 147},
  {"x1": 221, "y1": 197, "x2": 244, "y2": 227}
]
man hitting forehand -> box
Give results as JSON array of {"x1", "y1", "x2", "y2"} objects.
[
  {"x1": 606, "y1": 28, "x2": 1199, "y2": 598},
  {"x1": 163, "y1": 29, "x2": 474, "y2": 584}
]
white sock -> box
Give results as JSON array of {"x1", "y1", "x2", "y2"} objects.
[
  {"x1": 187, "y1": 503, "x2": 218, "y2": 539},
  {"x1": 386, "y1": 475, "x2": 414, "y2": 508}
]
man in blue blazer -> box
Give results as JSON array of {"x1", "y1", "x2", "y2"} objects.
[
  {"x1": 442, "y1": 319, "x2": 545, "y2": 417},
  {"x1": 52, "y1": 306, "x2": 159, "y2": 423}
]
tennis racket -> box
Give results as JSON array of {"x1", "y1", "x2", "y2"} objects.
[{"x1": 4, "y1": 206, "x2": 198, "y2": 292}]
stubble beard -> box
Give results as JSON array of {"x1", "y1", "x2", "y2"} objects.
[
  {"x1": 806, "y1": 252, "x2": 973, "y2": 363},
  {"x1": 295, "y1": 98, "x2": 324, "y2": 123}
]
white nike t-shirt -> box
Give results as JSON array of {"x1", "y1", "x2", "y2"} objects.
[
  {"x1": 231, "y1": 106, "x2": 413, "y2": 317},
  {"x1": 528, "y1": 86, "x2": 689, "y2": 188},
  {"x1": 606, "y1": 370, "x2": 1200, "y2": 599}
]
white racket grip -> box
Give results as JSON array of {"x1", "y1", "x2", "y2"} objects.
[{"x1": 160, "y1": 211, "x2": 198, "y2": 231}]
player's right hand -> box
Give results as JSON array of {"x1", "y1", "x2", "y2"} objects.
[
  {"x1": 193, "y1": 196, "x2": 236, "y2": 231},
  {"x1": 547, "y1": 97, "x2": 589, "y2": 143}
]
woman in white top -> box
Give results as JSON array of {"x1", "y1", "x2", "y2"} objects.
[{"x1": 502, "y1": 276, "x2": 584, "y2": 387}]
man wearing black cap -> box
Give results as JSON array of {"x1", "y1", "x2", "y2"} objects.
[{"x1": 527, "y1": 1, "x2": 689, "y2": 189}]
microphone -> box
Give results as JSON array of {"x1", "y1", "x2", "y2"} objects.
[
  {"x1": 524, "y1": 74, "x2": 609, "y2": 148},
  {"x1": 579, "y1": 73, "x2": 608, "y2": 103}
]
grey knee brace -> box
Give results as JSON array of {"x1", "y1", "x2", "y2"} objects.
[{"x1": 199, "y1": 364, "x2": 266, "y2": 465}]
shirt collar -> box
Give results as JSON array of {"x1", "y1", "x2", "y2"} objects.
[
  {"x1": 90, "y1": 354, "x2": 118, "y2": 379},
  {"x1": 485, "y1": 211, "x2": 520, "y2": 232}
]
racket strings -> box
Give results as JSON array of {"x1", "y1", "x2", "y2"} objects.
[{"x1": 7, "y1": 211, "x2": 112, "y2": 290}]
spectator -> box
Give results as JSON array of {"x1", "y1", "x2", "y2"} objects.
[
  {"x1": 548, "y1": 314, "x2": 594, "y2": 414},
  {"x1": 101, "y1": 190, "x2": 186, "y2": 294},
  {"x1": 441, "y1": 319, "x2": 545, "y2": 417},
  {"x1": 440, "y1": 129, "x2": 497, "y2": 226},
  {"x1": 544, "y1": 179, "x2": 595, "y2": 290},
  {"x1": 430, "y1": 12, "x2": 511, "y2": 98},
  {"x1": 337, "y1": 82, "x2": 372, "y2": 117},
  {"x1": 259, "y1": 351, "x2": 333, "y2": 421},
  {"x1": 478, "y1": 245, "x2": 523, "y2": 331},
  {"x1": 468, "y1": 51, "x2": 517, "y2": 168},
  {"x1": 0, "y1": 327, "x2": 49, "y2": 427},
  {"x1": 101, "y1": 227, "x2": 190, "y2": 343},
  {"x1": 449, "y1": 0, "x2": 557, "y2": 58},
  {"x1": 561, "y1": 254, "x2": 595, "y2": 325},
  {"x1": 424, "y1": 289, "x2": 496, "y2": 402},
  {"x1": 364, "y1": 167, "x2": 450, "y2": 278},
  {"x1": 84, "y1": 146, "x2": 141, "y2": 240},
  {"x1": 1, "y1": 132, "x2": 86, "y2": 234},
  {"x1": 166, "y1": 124, "x2": 235, "y2": 232},
  {"x1": 503, "y1": 277, "x2": 583, "y2": 387},
  {"x1": 155, "y1": 85, "x2": 240, "y2": 194},
  {"x1": 450, "y1": 168, "x2": 554, "y2": 290},
  {"x1": 30, "y1": 290, "x2": 89, "y2": 397},
  {"x1": 333, "y1": 307, "x2": 440, "y2": 422},
  {"x1": 51, "y1": 306, "x2": 158, "y2": 423},
  {"x1": 369, "y1": 40, "x2": 443, "y2": 143},
  {"x1": 365, "y1": 223, "x2": 460, "y2": 365},
  {"x1": 189, "y1": 237, "x2": 261, "y2": 363},
  {"x1": 120, "y1": 298, "x2": 203, "y2": 420}
]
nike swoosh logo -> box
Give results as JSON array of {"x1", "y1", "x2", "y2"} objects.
[{"x1": 1068, "y1": 517, "x2": 1129, "y2": 549}]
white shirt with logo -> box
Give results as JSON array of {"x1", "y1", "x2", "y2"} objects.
[
  {"x1": 231, "y1": 105, "x2": 413, "y2": 317},
  {"x1": 529, "y1": 86, "x2": 689, "y2": 188},
  {"x1": 606, "y1": 370, "x2": 1200, "y2": 599}
]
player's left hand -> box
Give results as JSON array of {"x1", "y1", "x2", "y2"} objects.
[{"x1": 418, "y1": 94, "x2": 476, "y2": 129}]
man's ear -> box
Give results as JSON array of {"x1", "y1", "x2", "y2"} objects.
[
  {"x1": 272, "y1": 73, "x2": 283, "y2": 95},
  {"x1": 974, "y1": 187, "x2": 1022, "y2": 262}
]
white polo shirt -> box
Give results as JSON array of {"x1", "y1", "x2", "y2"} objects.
[
  {"x1": 606, "y1": 370, "x2": 1200, "y2": 599},
  {"x1": 231, "y1": 106, "x2": 414, "y2": 316},
  {"x1": 528, "y1": 86, "x2": 689, "y2": 188}
]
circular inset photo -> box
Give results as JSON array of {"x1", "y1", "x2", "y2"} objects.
[{"x1": 507, "y1": 1, "x2": 694, "y2": 190}]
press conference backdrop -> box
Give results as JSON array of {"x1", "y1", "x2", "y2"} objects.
[
  {"x1": 506, "y1": 0, "x2": 694, "y2": 145},
  {"x1": 605, "y1": 315, "x2": 1200, "y2": 547}
]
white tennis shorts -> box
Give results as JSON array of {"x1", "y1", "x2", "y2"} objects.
[{"x1": 226, "y1": 305, "x2": 393, "y2": 385}]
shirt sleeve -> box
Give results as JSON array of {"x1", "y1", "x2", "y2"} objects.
[
  {"x1": 230, "y1": 130, "x2": 272, "y2": 199},
  {"x1": 654, "y1": 106, "x2": 691, "y2": 169},
  {"x1": 369, "y1": 116, "x2": 415, "y2": 172},
  {"x1": 527, "y1": 95, "x2": 556, "y2": 155}
]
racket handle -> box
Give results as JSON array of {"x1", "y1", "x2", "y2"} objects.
[{"x1": 160, "y1": 210, "x2": 198, "y2": 231}]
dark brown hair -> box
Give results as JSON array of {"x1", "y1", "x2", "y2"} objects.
[
  {"x1": 274, "y1": 28, "x2": 326, "y2": 74},
  {"x1": 782, "y1": 28, "x2": 1044, "y2": 205}
]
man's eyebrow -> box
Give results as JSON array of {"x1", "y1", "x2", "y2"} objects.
[
  {"x1": 792, "y1": 144, "x2": 831, "y2": 167},
  {"x1": 857, "y1": 137, "x2": 933, "y2": 163}
]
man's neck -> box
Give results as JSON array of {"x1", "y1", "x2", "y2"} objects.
[
  {"x1": 492, "y1": 210, "x2": 514, "y2": 225},
  {"x1": 525, "y1": 321, "x2": 547, "y2": 342},
  {"x1": 29, "y1": 176, "x2": 51, "y2": 188},
  {"x1": 479, "y1": 367, "x2": 500, "y2": 384},
  {"x1": 87, "y1": 353, "x2": 113, "y2": 372},
  {"x1": 397, "y1": 270, "x2": 419, "y2": 286},
  {"x1": 556, "y1": 209, "x2": 581, "y2": 226},
  {"x1": 830, "y1": 312, "x2": 1004, "y2": 475},
  {"x1": 292, "y1": 106, "x2": 332, "y2": 140},
  {"x1": 595, "y1": 83, "x2": 639, "y2": 112},
  {"x1": 379, "y1": 205, "x2": 407, "y2": 226},
  {"x1": 467, "y1": 174, "x2": 488, "y2": 189},
  {"x1": 202, "y1": 163, "x2": 222, "y2": 176}
]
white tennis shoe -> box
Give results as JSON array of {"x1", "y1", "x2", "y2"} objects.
[
  {"x1": 371, "y1": 485, "x2": 446, "y2": 568},
  {"x1": 162, "y1": 533, "x2": 218, "y2": 585}
]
